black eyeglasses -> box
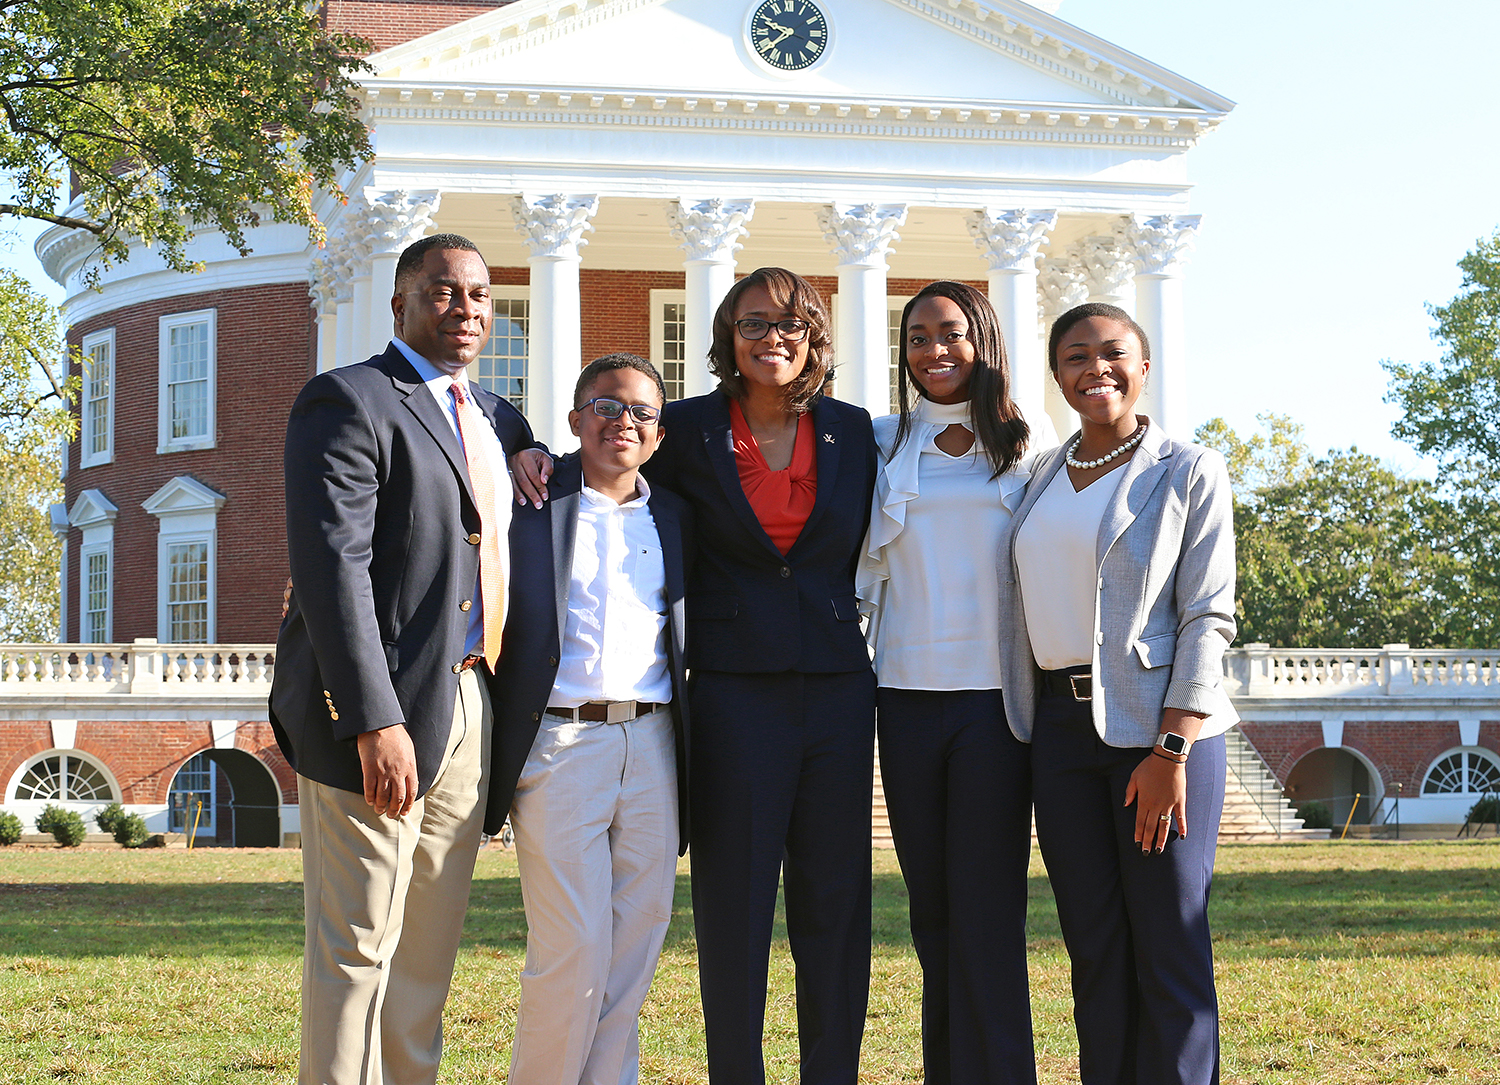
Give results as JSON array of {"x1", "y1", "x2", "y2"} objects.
[
  {"x1": 734, "y1": 318, "x2": 810, "y2": 342},
  {"x1": 581, "y1": 397, "x2": 661, "y2": 424}
]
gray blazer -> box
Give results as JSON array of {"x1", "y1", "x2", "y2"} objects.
[{"x1": 997, "y1": 422, "x2": 1238, "y2": 747}]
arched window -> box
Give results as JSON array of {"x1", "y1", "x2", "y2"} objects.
[
  {"x1": 12, "y1": 752, "x2": 117, "y2": 802},
  {"x1": 168, "y1": 751, "x2": 217, "y2": 833},
  {"x1": 1422, "y1": 749, "x2": 1500, "y2": 795}
]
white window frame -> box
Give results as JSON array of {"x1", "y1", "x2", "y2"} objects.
[
  {"x1": 467, "y1": 286, "x2": 530, "y2": 414},
  {"x1": 80, "y1": 328, "x2": 115, "y2": 468},
  {"x1": 168, "y1": 751, "x2": 217, "y2": 834},
  {"x1": 142, "y1": 476, "x2": 226, "y2": 644},
  {"x1": 68, "y1": 489, "x2": 118, "y2": 645},
  {"x1": 649, "y1": 289, "x2": 689, "y2": 402},
  {"x1": 7, "y1": 749, "x2": 121, "y2": 804},
  {"x1": 1422, "y1": 747, "x2": 1500, "y2": 796},
  {"x1": 157, "y1": 308, "x2": 217, "y2": 454},
  {"x1": 80, "y1": 541, "x2": 113, "y2": 644}
]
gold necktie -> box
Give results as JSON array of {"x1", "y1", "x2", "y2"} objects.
[{"x1": 450, "y1": 382, "x2": 504, "y2": 668}]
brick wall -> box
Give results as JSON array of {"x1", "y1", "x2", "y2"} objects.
[
  {"x1": 323, "y1": 0, "x2": 513, "y2": 52},
  {"x1": 65, "y1": 282, "x2": 315, "y2": 645},
  {"x1": 1238, "y1": 718, "x2": 1500, "y2": 792}
]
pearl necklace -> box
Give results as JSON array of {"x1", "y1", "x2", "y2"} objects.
[{"x1": 1066, "y1": 424, "x2": 1146, "y2": 470}]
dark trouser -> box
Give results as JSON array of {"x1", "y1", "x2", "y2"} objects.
[
  {"x1": 877, "y1": 688, "x2": 1037, "y2": 1085},
  {"x1": 1031, "y1": 693, "x2": 1225, "y2": 1085},
  {"x1": 688, "y1": 669, "x2": 876, "y2": 1085}
]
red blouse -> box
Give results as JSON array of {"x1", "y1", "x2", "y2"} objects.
[{"x1": 730, "y1": 400, "x2": 818, "y2": 555}]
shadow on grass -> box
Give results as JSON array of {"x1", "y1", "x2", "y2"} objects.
[{"x1": 4, "y1": 864, "x2": 1495, "y2": 961}]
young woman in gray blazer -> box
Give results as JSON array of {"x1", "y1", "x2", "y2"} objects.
[{"x1": 997, "y1": 302, "x2": 1238, "y2": 1085}]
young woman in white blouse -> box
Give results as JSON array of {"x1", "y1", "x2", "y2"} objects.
[
  {"x1": 858, "y1": 280, "x2": 1053, "y2": 1085},
  {"x1": 998, "y1": 302, "x2": 1237, "y2": 1085}
]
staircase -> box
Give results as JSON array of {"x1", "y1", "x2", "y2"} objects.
[
  {"x1": 872, "y1": 746, "x2": 894, "y2": 849},
  {"x1": 1220, "y1": 726, "x2": 1329, "y2": 841}
]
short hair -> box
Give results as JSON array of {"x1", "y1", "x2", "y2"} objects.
[
  {"x1": 892, "y1": 280, "x2": 1029, "y2": 478},
  {"x1": 707, "y1": 267, "x2": 833, "y2": 414},
  {"x1": 393, "y1": 233, "x2": 484, "y2": 293},
  {"x1": 573, "y1": 353, "x2": 667, "y2": 409},
  {"x1": 1046, "y1": 302, "x2": 1152, "y2": 374}
]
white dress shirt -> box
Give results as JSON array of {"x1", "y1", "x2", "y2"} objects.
[
  {"x1": 550, "y1": 479, "x2": 674, "y2": 707},
  {"x1": 1013, "y1": 463, "x2": 1126, "y2": 671},
  {"x1": 390, "y1": 337, "x2": 513, "y2": 656}
]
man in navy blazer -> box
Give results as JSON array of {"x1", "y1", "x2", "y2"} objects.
[
  {"x1": 270, "y1": 234, "x2": 534, "y2": 1085},
  {"x1": 486, "y1": 354, "x2": 691, "y2": 1085}
]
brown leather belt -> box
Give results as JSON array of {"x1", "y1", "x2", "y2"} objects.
[
  {"x1": 545, "y1": 701, "x2": 664, "y2": 724},
  {"x1": 1039, "y1": 666, "x2": 1092, "y2": 702},
  {"x1": 453, "y1": 654, "x2": 483, "y2": 674}
]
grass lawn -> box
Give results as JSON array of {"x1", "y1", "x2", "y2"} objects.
[{"x1": 1, "y1": 841, "x2": 1498, "y2": 1083}]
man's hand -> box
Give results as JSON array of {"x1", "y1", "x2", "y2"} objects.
[
  {"x1": 509, "y1": 449, "x2": 553, "y2": 508},
  {"x1": 356, "y1": 726, "x2": 418, "y2": 819}
]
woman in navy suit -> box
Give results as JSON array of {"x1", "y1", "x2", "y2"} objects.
[
  {"x1": 998, "y1": 302, "x2": 1237, "y2": 1085},
  {"x1": 645, "y1": 267, "x2": 878, "y2": 1085}
]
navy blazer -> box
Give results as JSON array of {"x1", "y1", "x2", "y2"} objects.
[
  {"x1": 485, "y1": 454, "x2": 694, "y2": 849},
  {"x1": 644, "y1": 389, "x2": 876, "y2": 674},
  {"x1": 270, "y1": 344, "x2": 535, "y2": 797}
]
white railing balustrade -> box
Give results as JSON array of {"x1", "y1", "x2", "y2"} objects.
[
  {"x1": 0, "y1": 639, "x2": 275, "y2": 696},
  {"x1": 1225, "y1": 643, "x2": 1500, "y2": 698}
]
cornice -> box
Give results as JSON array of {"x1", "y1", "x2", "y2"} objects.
[{"x1": 362, "y1": 84, "x2": 1223, "y2": 150}]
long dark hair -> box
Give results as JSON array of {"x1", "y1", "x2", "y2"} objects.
[
  {"x1": 891, "y1": 281, "x2": 1029, "y2": 478},
  {"x1": 707, "y1": 267, "x2": 833, "y2": 415}
]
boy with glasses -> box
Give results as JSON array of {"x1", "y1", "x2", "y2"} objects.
[{"x1": 486, "y1": 353, "x2": 693, "y2": 1085}]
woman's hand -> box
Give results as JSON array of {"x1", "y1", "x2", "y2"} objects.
[
  {"x1": 509, "y1": 449, "x2": 553, "y2": 507},
  {"x1": 1124, "y1": 751, "x2": 1187, "y2": 855}
]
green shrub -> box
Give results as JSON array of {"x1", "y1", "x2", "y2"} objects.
[
  {"x1": 1466, "y1": 795, "x2": 1500, "y2": 825},
  {"x1": 0, "y1": 810, "x2": 22, "y2": 845},
  {"x1": 113, "y1": 813, "x2": 150, "y2": 848},
  {"x1": 36, "y1": 803, "x2": 88, "y2": 847},
  {"x1": 1296, "y1": 800, "x2": 1333, "y2": 830},
  {"x1": 94, "y1": 801, "x2": 126, "y2": 835}
]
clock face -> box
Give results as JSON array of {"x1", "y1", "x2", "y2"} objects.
[{"x1": 747, "y1": 0, "x2": 830, "y2": 72}]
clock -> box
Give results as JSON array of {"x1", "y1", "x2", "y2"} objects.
[{"x1": 747, "y1": 0, "x2": 831, "y2": 73}]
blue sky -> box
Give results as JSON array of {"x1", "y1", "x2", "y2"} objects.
[{"x1": 6, "y1": 0, "x2": 1496, "y2": 475}]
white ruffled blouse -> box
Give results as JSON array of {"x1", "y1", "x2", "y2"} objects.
[{"x1": 856, "y1": 398, "x2": 1052, "y2": 691}]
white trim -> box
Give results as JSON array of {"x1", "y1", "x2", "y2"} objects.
[
  {"x1": 79, "y1": 328, "x2": 115, "y2": 468},
  {"x1": 6, "y1": 748, "x2": 122, "y2": 806},
  {"x1": 143, "y1": 476, "x2": 227, "y2": 645},
  {"x1": 467, "y1": 285, "x2": 532, "y2": 413},
  {"x1": 157, "y1": 309, "x2": 218, "y2": 454},
  {"x1": 79, "y1": 540, "x2": 113, "y2": 644},
  {"x1": 1421, "y1": 746, "x2": 1500, "y2": 797},
  {"x1": 50, "y1": 720, "x2": 77, "y2": 749}
]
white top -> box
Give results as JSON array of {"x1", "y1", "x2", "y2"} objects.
[
  {"x1": 1013, "y1": 463, "x2": 1126, "y2": 671},
  {"x1": 391, "y1": 337, "x2": 513, "y2": 657},
  {"x1": 857, "y1": 398, "x2": 1046, "y2": 691},
  {"x1": 550, "y1": 479, "x2": 674, "y2": 707}
]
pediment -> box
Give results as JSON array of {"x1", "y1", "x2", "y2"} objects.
[
  {"x1": 141, "y1": 476, "x2": 227, "y2": 517},
  {"x1": 68, "y1": 489, "x2": 118, "y2": 528},
  {"x1": 369, "y1": 0, "x2": 1231, "y2": 117}
]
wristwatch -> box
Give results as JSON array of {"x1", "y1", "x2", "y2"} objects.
[{"x1": 1156, "y1": 731, "x2": 1192, "y2": 759}]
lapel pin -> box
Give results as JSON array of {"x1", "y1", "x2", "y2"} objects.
[{"x1": 822, "y1": 433, "x2": 835, "y2": 444}]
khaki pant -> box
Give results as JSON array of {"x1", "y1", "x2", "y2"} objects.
[{"x1": 299, "y1": 668, "x2": 492, "y2": 1085}]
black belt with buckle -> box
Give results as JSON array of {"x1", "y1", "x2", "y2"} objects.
[{"x1": 1039, "y1": 666, "x2": 1092, "y2": 702}]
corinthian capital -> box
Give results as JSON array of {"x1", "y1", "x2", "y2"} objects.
[
  {"x1": 817, "y1": 203, "x2": 908, "y2": 269},
  {"x1": 362, "y1": 189, "x2": 443, "y2": 257},
  {"x1": 1123, "y1": 214, "x2": 1202, "y2": 275},
  {"x1": 1069, "y1": 233, "x2": 1135, "y2": 301},
  {"x1": 308, "y1": 249, "x2": 340, "y2": 316},
  {"x1": 668, "y1": 198, "x2": 755, "y2": 262},
  {"x1": 965, "y1": 208, "x2": 1058, "y2": 273},
  {"x1": 511, "y1": 194, "x2": 600, "y2": 259},
  {"x1": 1037, "y1": 258, "x2": 1089, "y2": 324}
]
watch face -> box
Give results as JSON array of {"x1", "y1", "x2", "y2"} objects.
[{"x1": 748, "y1": 0, "x2": 829, "y2": 72}]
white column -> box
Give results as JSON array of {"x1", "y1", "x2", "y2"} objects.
[
  {"x1": 1124, "y1": 214, "x2": 1201, "y2": 434},
  {"x1": 49, "y1": 504, "x2": 69, "y2": 642},
  {"x1": 817, "y1": 202, "x2": 907, "y2": 415},
  {"x1": 1071, "y1": 230, "x2": 1137, "y2": 311},
  {"x1": 330, "y1": 234, "x2": 357, "y2": 370},
  {"x1": 341, "y1": 194, "x2": 376, "y2": 363},
  {"x1": 308, "y1": 251, "x2": 339, "y2": 374},
  {"x1": 668, "y1": 198, "x2": 755, "y2": 398},
  {"x1": 363, "y1": 189, "x2": 443, "y2": 357},
  {"x1": 511, "y1": 193, "x2": 599, "y2": 449},
  {"x1": 1037, "y1": 258, "x2": 1089, "y2": 438},
  {"x1": 965, "y1": 208, "x2": 1057, "y2": 427}
]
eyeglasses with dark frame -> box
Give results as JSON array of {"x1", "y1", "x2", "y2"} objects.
[
  {"x1": 734, "y1": 318, "x2": 810, "y2": 342},
  {"x1": 580, "y1": 397, "x2": 661, "y2": 424}
]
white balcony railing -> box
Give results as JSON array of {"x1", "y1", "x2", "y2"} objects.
[
  {"x1": 1224, "y1": 643, "x2": 1500, "y2": 698},
  {"x1": 0, "y1": 639, "x2": 275, "y2": 696}
]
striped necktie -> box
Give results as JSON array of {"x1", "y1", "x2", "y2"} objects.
[{"x1": 450, "y1": 381, "x2": 504, "y2": 668}]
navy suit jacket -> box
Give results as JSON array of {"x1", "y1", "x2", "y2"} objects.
[
  {"x1": 643, "y1": 389, "x2": 876, "y2": 674},
  {"x1": 485, "y1": 454, "x2": 694, "y2": 849},
  {"x1": 270, "y1": 344, "x2": 535, "y2": 797}
]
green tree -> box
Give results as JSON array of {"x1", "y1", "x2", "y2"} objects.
[
  {"x1": 1, "y1": 0, "x2": 372, "y2": 275},
  {"x1": 1383, "y1": 230, "x2": 1500, "y2": 468},
  {"x1": 1196, "y1": 412, "x2": 1312, "y2": 499},
  {"x1": 0, "y1": 269, "x2": 72, "y2": 640}
]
